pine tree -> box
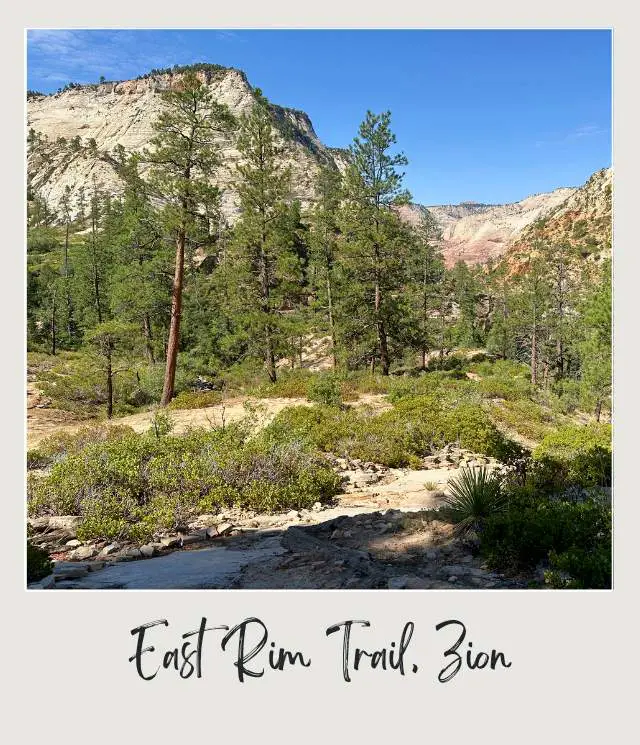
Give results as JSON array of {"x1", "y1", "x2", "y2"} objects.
[
  {"x1": 510, "y1": 248, "x2": 552, "y2": 385},
  {"x1": 308, "y1": 165, "x2": 343, "y2": 368},
  {"x1": 103, "y1": 157, "x2": 172, "y2": 367},
  {"x1": 69, "y1": 179, "x2": 116, "y2": 340},
  {"x1": 449, "y1": 260, "x2": 484, "y2": 348},
  {"x1": 408, "y1": 206, "x2": 445, "y2": 369},
  {"x1": 227, "y1": 91, "x2": 297, "y2": 382},
  {"x1": 85, "y1": 320, "x2": 138, "y2": 419},
  {"x1": 339, "y1": 110, "x2": 411, "y2": 375},
  {"x1": 545, "y1": 241, "x2": 581, "y2": 381},
  {"x1": 58, "y1": 185, "x2": 77, "y2": 345},
  {"x1": 485, "y1": 264, "x2": 518, "y2": 360},
  {"x1": 578, "y1": 260, "x2": 611, "y2": 420},
  {"x1": 143, "y1": 70, "x2": 234, "y2": 404}
]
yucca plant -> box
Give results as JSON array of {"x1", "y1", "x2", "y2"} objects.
[{"x1": 442, "y1": 467, "x2": 506, "y2": 534}]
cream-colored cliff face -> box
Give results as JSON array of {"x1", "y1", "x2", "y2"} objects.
[
  {"x1": 398, "y1": 187, "x2": 578, "y2": 266},
  {"x1": 27, "y1": 68, "x2": 347, "y2": 221}
]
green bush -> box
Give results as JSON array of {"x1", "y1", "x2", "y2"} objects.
[
  {"x1": 264, "y1": 395, "x2": 511, "y2": 468},
  {"x1": 427, "y1": 353, "x2": 465, "y2": 371},
  {"x1": 470, "y1": 360, "x2": 533, "y2": 401},
  {"x1": 545, "y1": 380, "x2": 583, "y2": 415},
  {"x1": 386, "y1": 371, "x2": 468, "y2": 403},
  {"x1": 262, "y1": 403, "x2": 426, "y2": 467},
  {"x1": 533, "y1": 423, "x2": 612, "y2": 488},
  {"x1": 545, "y1": 544, "x2": 611, "y2": 589},
  {"x1": 28, "y1": 423, "x2": 341, "y2": 542},
  {"x1": 307, "y1": 374, "x2": 343, "y2": 406},
  {"x1": 342, "y1": 372, "x2": 392, "y2": 396},
  {"x1": 252, "y1": 369, "x2": 312, "y2": 399},
  {"x1": 481, "y1": 497, "x2": 611, "y2": 586},
  {"x1": 489, "y1": 399, "x2": 557, "y2": 442},
  {"x1": 167, "y1": 390, "x2": 224, "y2": 410},
  {"x1": 27, "y1": 541, "x2": 53, "y2": 583},
  {"x1": 27, "y1": 423, "x2": 136, "y2": 469}
]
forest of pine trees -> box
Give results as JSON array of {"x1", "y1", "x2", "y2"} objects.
[{"x1": 26, "y1": 72, "x2": 611, "y2": 421}]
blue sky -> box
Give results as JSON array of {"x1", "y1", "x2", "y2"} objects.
[{"x1": 27, "y1": 29, "x2": 612, "y2": 205}]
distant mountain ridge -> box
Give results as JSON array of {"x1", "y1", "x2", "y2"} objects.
[
  {"x1": 26, "y1": 64, "x2": 610, "y2": 267},
  {"x1": 398, "y1": 186, "x2": 581, "y2": 266}
]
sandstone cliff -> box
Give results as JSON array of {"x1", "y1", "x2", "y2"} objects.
[
  {"x1": 398, "y1": 187, "x2": 578, "y2": 267},
  {"x1": 27, "y1": 67, "x2": 347, "y2": 221},
  {"x1": 505, "y1": 167, "x2": 612, "y2": 267}
]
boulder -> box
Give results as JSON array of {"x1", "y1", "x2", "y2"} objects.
[
  {"x1": 28, "y1": 517, "x2": 50, "y2": 531},
  {"x1": 160, "y1": 536, "x2": 180, "y2": 548},
  {"x1": 140, "y1": 544, "x2": 156, "y2": 559},
  {"x1": 48, "y1": 516, "x2": 81, "y2": 532},
  {"x1": 181, "y1": 533, "x2": 206, "y2": 546},
  {"x1": 70, "y1": 545, "x2": 97, "y2": 561},
  {"x1": 99, "y1": 543, "x2": 120, "y2": 557}
]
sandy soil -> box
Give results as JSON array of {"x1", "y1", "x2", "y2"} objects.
[{"x1": 26, "y1": 387, "x2": 391, "y2": 449}]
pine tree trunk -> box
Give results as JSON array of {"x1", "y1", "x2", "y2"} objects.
[
  {"x1": 91, "y1": 216, "x2": 103, "y2": 324},
  {"x1": 143, "y1": 314, "x2": 155, "y2": 365},
  {"x1": 326, "y1": 274, "x2": 337, "y2": 369},
  {"x1": 531, "y1": 325, "x2": 538, "y2": 385},
  {"x1": 160, "y1": 229, "x2": 185, "y2": 405},
  {"x1": 421, "y1": 258, "x2": 428, "y2": 370},
  {"x1": 51, "y1": 289, "x2": 57, "y2": 356},
  {"x1": 64, "y1": 222, "x2": 74, "y2": 344},
  {"x1": 106, "y1": 347, "x2": 113, "y2": 420},
  {"x1": 259, "y1": 222, "x2": 277, "y2": 383},
  {"x1": 265, "y1": 326, "x2": 277, "y2": 383},
  {"x1": 374, "y1": 278, "x2": 390, "y2": 376},
  {"x1": 556, "y1": 339, "x2": 564, "y2": 379},
  {"x1": 595, "y1": 399, "x2": 602, "y2": 423}
]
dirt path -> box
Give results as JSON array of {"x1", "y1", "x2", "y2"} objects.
[{"x1": 26, "y1": 391, "x2": 391, "y2": 449}]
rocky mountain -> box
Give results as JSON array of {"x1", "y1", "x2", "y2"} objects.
[
  {"x1": 397, "y1": 187, "x2": 578, "y2": 267},
  {"x1": 27, "y1": 64, "x2": 610, "y2": 268},
  {"x1": 27, "y1": 66, "x2": 349, "y2": 221},
  {"x1": 505, "y1": 167, "x2": 612, "y2": 267}
]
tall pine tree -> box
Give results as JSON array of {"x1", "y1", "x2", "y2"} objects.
[
  {"x1": 143, "y1": 71, "x2": 234, "y2": 404},
  {"x1": 339, "y1": 111, "x2": 411, "y2": 375}
]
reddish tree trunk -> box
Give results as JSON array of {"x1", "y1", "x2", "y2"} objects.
[{"x1": 160, "y1": 230, "x2": 185, "y2": 405}]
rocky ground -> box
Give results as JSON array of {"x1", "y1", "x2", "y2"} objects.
[{"x1": 28, "y1": 445, "x2": 525, "y2": 590}]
